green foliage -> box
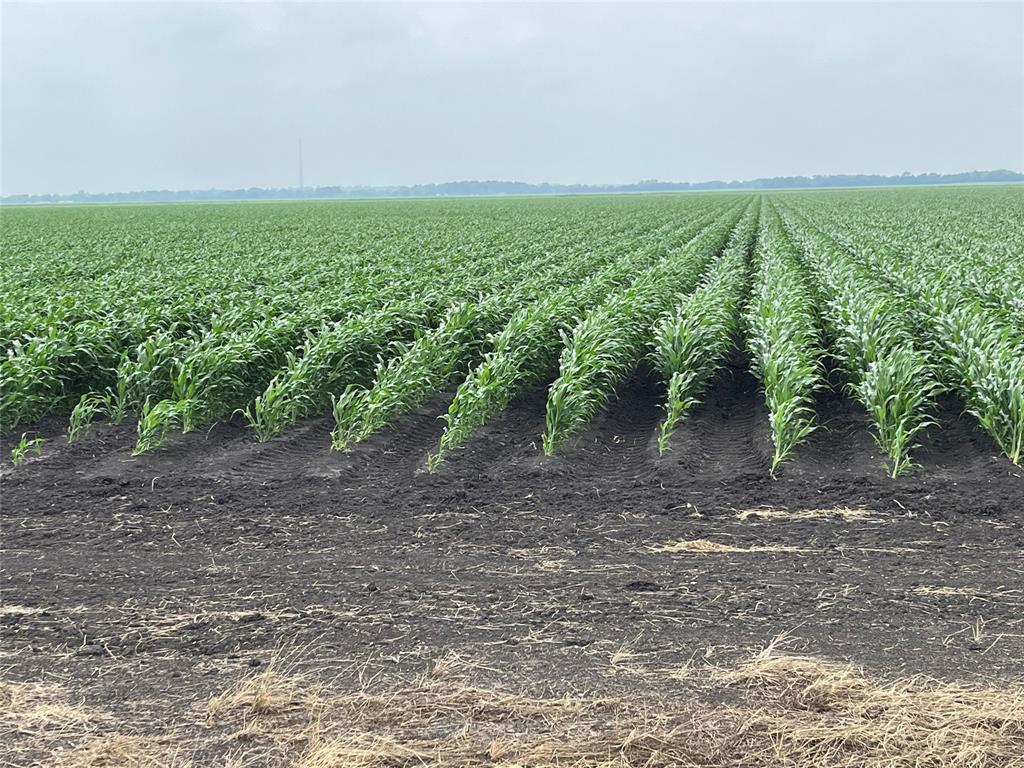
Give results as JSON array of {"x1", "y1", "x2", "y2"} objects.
[
  {"x1": 936, "y1": 302, "x2": 1024, "y2": 464},
  {"x1": 331, "y1": 301, "x2": 498, "y2": 451},
  {"x1": 856, "y1": 350, "x2": 941, "y2": 477},
  {"x1": 542, "y1": 201, "x2": 750, "y2": 455},
  {"x1": 649, "y1": 199, "x2": 761, "y2": 454},
  {"x1": 133, "y1": 398, "x2": 184, "y2": 455},
  {"x1": 10, "y1": 433, "x2": 45, "y2": 465},
  {"x1": 428, "y1": 206, "x2": 728, "y2": 468},
  {"x1": 245, "y1": 305, "x2": 430, "y2": 442},
  {"x1": 777, "y1": 203, "x2": 941, "y2": 476},
  {"x1": 745, "y1": 206, "x2": 823, "y2": 474},
  {"x1": 3, "y1": 188, "x2": 1022, "y2": 476}
]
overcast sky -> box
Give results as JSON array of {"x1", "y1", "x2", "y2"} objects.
[{"x1": 2, "y1": 2, "x2": 1022, "y2": 194}]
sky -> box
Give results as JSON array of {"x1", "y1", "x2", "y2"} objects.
[{"x1": 2, "y1": 1, "x2": 1022, "y2": 195}]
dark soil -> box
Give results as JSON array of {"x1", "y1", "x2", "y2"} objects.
[{"x1": 2, "y1": 363, "x2": 1023, "y2": 760}]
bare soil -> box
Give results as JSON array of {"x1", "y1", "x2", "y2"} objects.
[{"x1": 2, "y1": 363, "x2": 1023, "y2": 765}]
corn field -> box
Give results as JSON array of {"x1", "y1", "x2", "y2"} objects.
[{"x1": 3, "y1": 187, "x2": 1022, "y2": 475}]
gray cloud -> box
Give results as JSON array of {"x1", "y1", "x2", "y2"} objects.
[{"x1": 2, "y1": 1, "x2": 1021, "y2": 194}]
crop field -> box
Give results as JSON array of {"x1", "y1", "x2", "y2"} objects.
[
  {"x1": 3, "y1": 187, "x2": 1023, "y2": 473},
  {"x1": 3, "y1": 187, "x2": 1024, "y2": 767}
]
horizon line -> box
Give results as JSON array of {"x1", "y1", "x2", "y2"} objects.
[{"x1": 3, "y1": 168, "x2": 1022, "y2": 202}]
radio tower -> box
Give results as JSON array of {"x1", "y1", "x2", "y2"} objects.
[{"x1": 298, "y1": 138, "x2": 305, "y2": 190}]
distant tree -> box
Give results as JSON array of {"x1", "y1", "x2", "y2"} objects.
[{"x1": 3, "y1": 170, "x2": 1021, "y2": 205}]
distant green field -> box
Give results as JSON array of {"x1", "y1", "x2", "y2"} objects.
[{"x1": 3, "y1": 186, "x2": 1022, "y2": 474}]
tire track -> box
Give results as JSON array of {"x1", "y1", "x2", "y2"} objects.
[
  {"x1": 553, "y1": 368, "x2": 663, "y2": 486},
  {"x1": 342, "y1": 393, "x2": 454, "y2": 479},
  {"x1": 663, "y1": 364, "x2": 772, "y2": 478},
  {"x1": 432, "y1": 385, "x2": 551, "y2": 481},
  {"x1": 208, "y1": 419, "x2": 337, "y2": 483}
]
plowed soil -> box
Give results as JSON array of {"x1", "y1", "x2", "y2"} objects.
[{"x1": 2, "y1": 363, "x2": 1023, "y2": 764}]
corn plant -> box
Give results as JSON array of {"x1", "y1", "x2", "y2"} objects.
[
  {"x1": 130, "y1": 212, "x2": 615, "y2": 453},
  {"x1": 8, "y1": 188, "x2": 1020, "y2": 479},
  {"x1": 245, "y1": 304, "x2": 433, "y2": 441},
  {"x1": 745, "y1": 207, "x2": 823, "y2": 474},
  {"x1": 777, "y1": 205, "x2": 941, "y2": 476},
  {"x1": 10, "y1": 433, "x2": 45, "y2": 465},
  {"x1": 133, "y1": 398, "x2": 184, "y2": 455},
  {"x1": 2, "y1": 332, "x2": 67, "y2": 427},
  {"x1": 3, "y1": 194, "x2": 737, "y2": 439},
  {"x1": 649, "y1": 199, "x2": 760, "y2": 454},
  {"x1": 428, "y1": 204, "x2": 726, "y2": 468},
  {"x1": 855, "y1": 349, "x2": 941, "y2": 476},
  {"x1": 543, "y1": 201, "x2": 749, "y2": 454},
  {"x1": 244, "y1": 224, "x2": 591, "y2": 445},
  {"x1": 331, "y1": 301, "x2": 496, "y2": 450},
  {"x1": 935, "y1": 301, "x2": 1024, "y2": 464},
  {"x1": 327, "y1": 213, "x2": 712, "y2": 456},
  {"x1": 430, "y1": 294, "x2": 570, "y2": 467}
]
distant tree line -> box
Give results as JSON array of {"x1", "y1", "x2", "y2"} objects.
[{"x1": 3, "y1": 169, "x2": 1021, "y2": 205}]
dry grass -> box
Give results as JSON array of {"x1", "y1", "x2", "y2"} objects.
[
  {"x1": 717, "y1": 646, "x2": 1024, "y2": 767},
  {"x1": 53, "y1": 735, "x2": 190, "y2": 768},
  {"x1": 915, "y1": 585, "x2": 980, "y2": 597},
  {"x1": 207, "y1": 662, "x2": 324, "y2": 720},
  {"x1": 650, "y1": 538, "x2": 806, "y2": 554},
  {"x1": 4, "y1": 646, "x2": 1022, "y2": 767},
  {"x1": 0, "y1": 680, "x2": 103, "y2": 739},
  {"x1": 910, "y1": 585, "x2": 1023, "y2": 602},
  {"x1": 200, "y1": 646, "x2": 1024, "y2": 767},
  {"x1": 0, "y1": 681, "x2": 185, "y2": 767},
  {"x1": 736, "y1": 506, "x2": 872, "y2": 522},
  {"x1": 0, "y1": 604, "x2": 46, "y2": 617}
]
